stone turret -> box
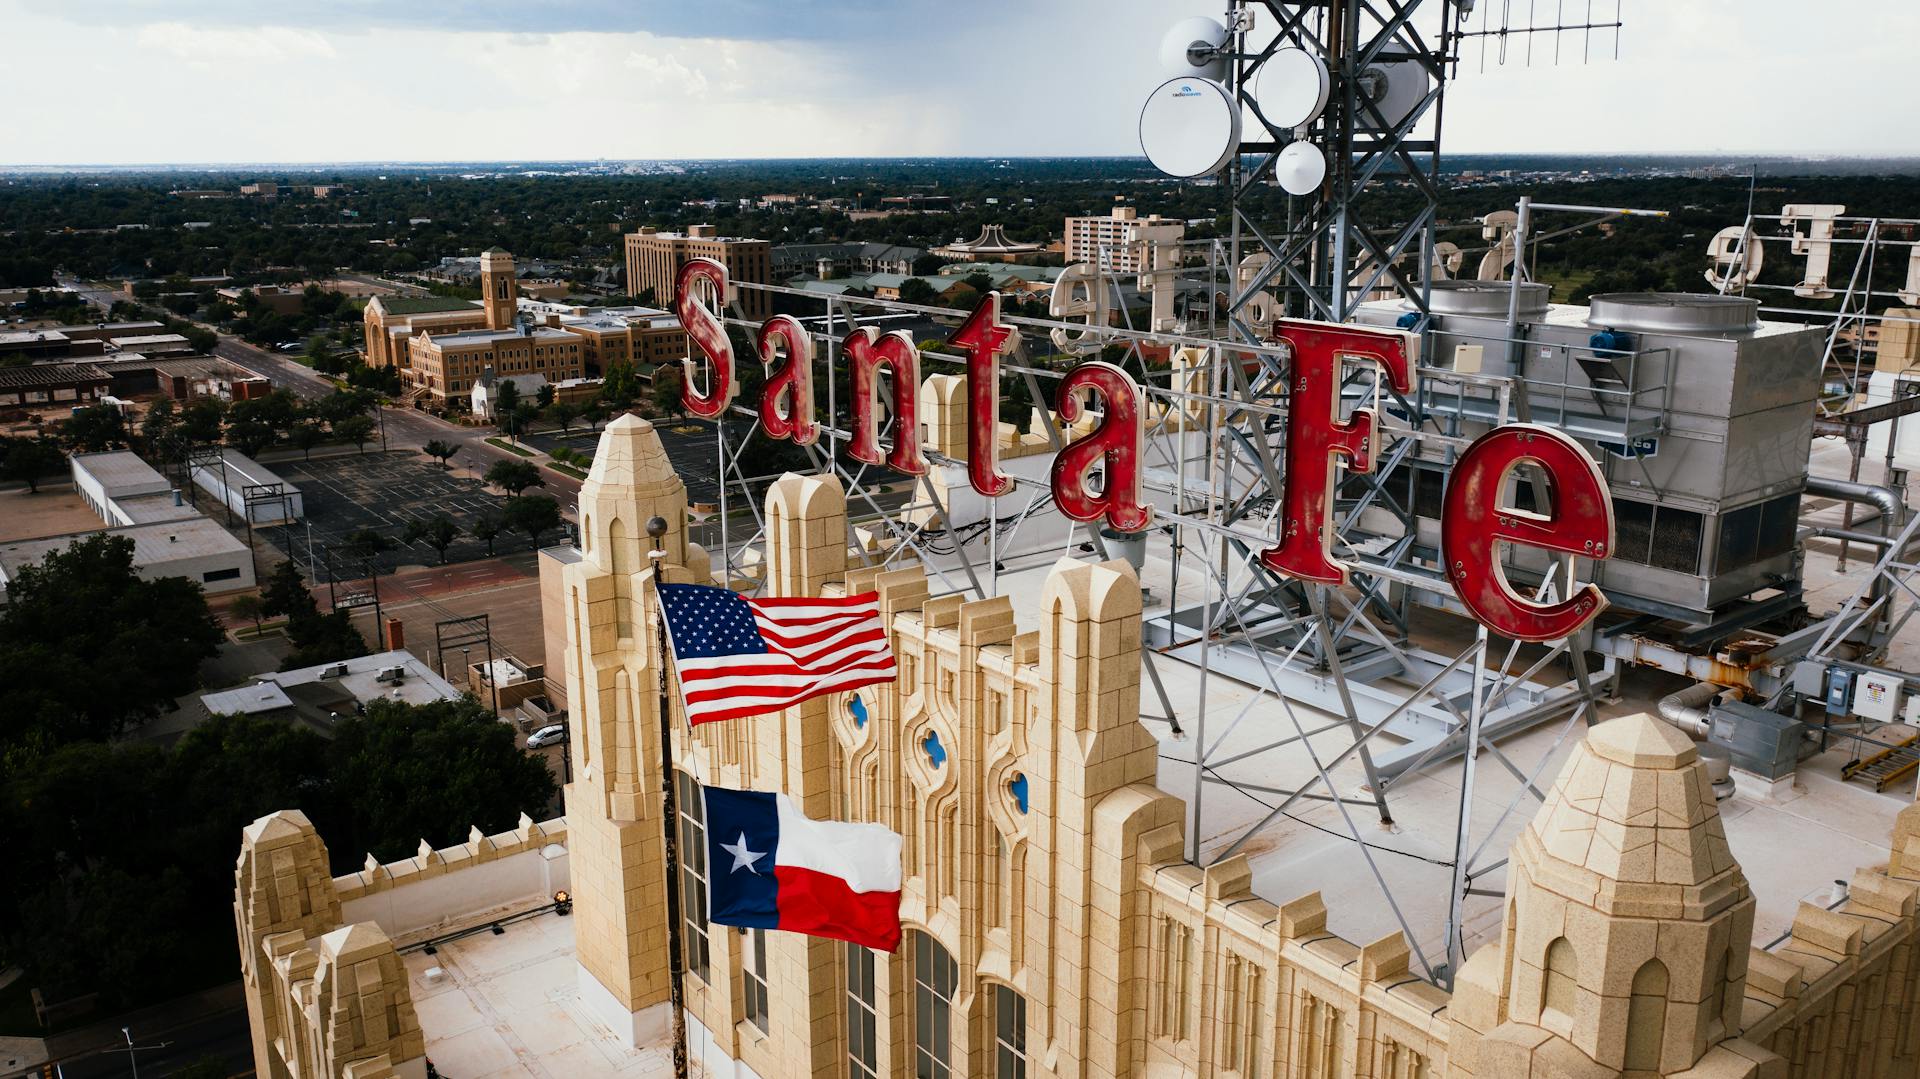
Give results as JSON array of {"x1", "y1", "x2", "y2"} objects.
[
  {"x1": 1452, "y1": 714, "x2": 1773, "y2": 1078},
  {"x1": 562, "y1": 412, "x2": 707, "y2": 1045}
]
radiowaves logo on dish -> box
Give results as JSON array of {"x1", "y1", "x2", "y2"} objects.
[{"x1": 1172, "y1": 84, "x2": 1203, "y2": 97}]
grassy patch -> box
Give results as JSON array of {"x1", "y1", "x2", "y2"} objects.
[
  {"x1": 230, "y1": 621, "x2": 289, "y2": 642},
  {"x1": 485, "y1": 437, "x2": 535, "y2": 457},
  {"x1": 547, "y1": 462, "x2": 589, "y2": 480}
]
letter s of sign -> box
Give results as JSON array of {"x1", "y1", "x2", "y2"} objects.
[
  {"x1": 757, "y1": 315, "x2": 817, "y2": 445},
  {"x1": 676, "y1": 257, "x2": 735, "y2": 419},
  {"x1": 1051, "y1": 361, "x2": 1152, "y2": 534},
  {"x1": 950, "y1": 292, "x2": 1016, "y2": 497},
  {"x1": 1259, "y1": 321, "x2": 1415, "y2": 585},
  {"x1": 1442, "y1": 424, "x2": 1613, "y2": 643}
]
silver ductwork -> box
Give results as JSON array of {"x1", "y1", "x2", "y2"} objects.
[{"x1": 1656, "y1": 681, "x2": 1720, "y2": 738}]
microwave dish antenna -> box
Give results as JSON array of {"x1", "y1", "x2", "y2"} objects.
[{"x1": 1139, "y1": 77, "x2": 1241, "y2": 178}]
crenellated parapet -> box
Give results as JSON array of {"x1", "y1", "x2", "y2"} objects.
[{"x1": 330, "y1": 813, "x2": 567, "y2": 901}]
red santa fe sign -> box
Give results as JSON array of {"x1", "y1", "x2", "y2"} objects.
[{"x1": 674, "y1": 258, "x2": 1614, "y2": 643}]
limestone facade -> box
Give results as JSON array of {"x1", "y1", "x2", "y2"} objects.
[{"x1": 240, "y1": 413, "x2": 1920, "y2": 1079}]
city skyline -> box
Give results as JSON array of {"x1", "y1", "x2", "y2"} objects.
[{"x1": 3, "y1": 0, "x2": 1914, "y2": 166}]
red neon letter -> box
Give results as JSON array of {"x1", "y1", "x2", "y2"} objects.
[
  {"x1": 1051, "y1": 361, "x2": 1152, "y2": 533},
  {"x1": 676, "y1": 257, "x2": 734, "y2": 419},
  {"x1": 1442, "y1": 424, "x2": 1613, "y2": 642},
  {"x1": 845, "y1": 328, "x2": 926, "y2": 475},
  {"x1": 950, "y1": 292, "x2": 1016, "y2": 497},
  {"x1": 757, "y1": 315, "x2": 816, "y2": 445},
  {"x1": 1259, "y1": 321, "x2": 1415, "y2": 584}
]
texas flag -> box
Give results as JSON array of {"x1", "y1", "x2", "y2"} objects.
[{"x1": 702, "y1": 784, "x2": 904, "y2": 952}]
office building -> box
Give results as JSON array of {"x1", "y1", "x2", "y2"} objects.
[{"x1": 623, "y1": 225, "x2": 771, "y2": 320}]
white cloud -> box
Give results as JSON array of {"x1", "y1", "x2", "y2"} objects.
[{"x1": 0, "y1": 0, "x2": 1912, "y2": 164}]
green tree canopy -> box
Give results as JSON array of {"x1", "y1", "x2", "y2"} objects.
[
  {"x1": 485, "y1": 458, "x2": 544, "y2": 495},
  {"x1": 0, "y1": 534, "x2": 223, "y2": 755}
]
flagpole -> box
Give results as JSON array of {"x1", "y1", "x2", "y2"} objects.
[{"x1": 645, "y1": 514, "x2": 691, "y2": 1079}]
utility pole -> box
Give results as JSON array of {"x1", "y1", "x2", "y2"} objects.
[{"x1": 104, "y1": 1026, "x2": 169, "y2": 1079}]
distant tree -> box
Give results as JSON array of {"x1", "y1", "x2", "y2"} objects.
[
  {"x1": 61, "y1": 404, "x2": 128, "y2": 452},
  {"x1": 227, "y1": 593, "x2": 266, "y2": 636},
  {"x1": 278, "y1": 608, "x2": 368, "y2": 671},
  {"x1": 472, "y1": 510, "x2": 504, "y2": 556},
  {"x1": 491, "y1": 378, "x2": 521, "y2": 428},
  {"x1": 340, "y1": 528, "x2": 394, "y2": 560},
  {"x1": 289, "y1": 420, "x2": 325, "y2": 460},
  {"x1": 963, "y1": 271, "x2": 995, "y2": 296},
  {"x1": 334, "y1": 415, "x2": 375, "y2": 454},
  {"x1": 898, "y1": 277, "x2": 937, "y2": 305},
  {"x1": 423, "y1": 438, "x2": 459, "y2": 470},
  {"x1": 508, "y1": 401, "x2": 540, "y2": 441},
  {"x1": 912, "y1": 252, "x2": 948, "y2": 275},
  {"x1": 306, "y1": 335, "x2": 347, "y2": 376},
  {"x1": 485, "y1": 459, "x2": 543, "y2": 495},
  {"x1": 259, "y1": 560, "x2": 318, "y2": 621},
  {"x1": 582, "y1": 399, "x2": 609, "y2": 432},
  {"x1": 0, "y1": 534, "x2": 223, "y2": 749},
  {"x1": 141, "y1": 397, "x2": 178, "y2": 447},
  {"x1": 2, "y1": 438, "x2": 62, "y2": 493},
  {"x1": 402, "y1": 513, "x2": 460, "y2": 564},
  {"x1": 536, "y1": 383, "x2": 556, "y2": 409},
  {"x1": 178, "y1": 396, "x2": 227, "y2": 445},
  {"x1": 314, "y1": 387, "x2": 374, "y2": 425},
  {"x1": 225, "y1": 418, "x2": 276, "y2": 458},
  {"x1": 324, "y1": 696, "x2": 557, "y2": 863},
  {"x1": 600, "y1": 362, "x2": 638, "y2": 409},
  {"x1": 651, "y1": 364, "x2": 684, "y2": 419},
  {"x1": 502, "y1": 494, "x2": 563, "y2": 549},
  {"x1": 548, "y1": 401, "x2": 580, "y2": 435}
]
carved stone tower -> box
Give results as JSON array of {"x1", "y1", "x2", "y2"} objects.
[{"x1": 558, "y1": 413, "x2": 706, "y2": 1044}]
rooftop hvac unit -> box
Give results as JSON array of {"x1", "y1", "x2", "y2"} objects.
[
  {"x1": 318, "y1": 663, "x2": 350, "y2": 680},
  {"x1": 376, "y1": 665, "x2": 407, "y2": 684}
]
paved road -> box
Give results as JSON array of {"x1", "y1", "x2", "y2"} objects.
[{"x1": 46, "y1": 1008, "x2": 252, "y2": 1079}]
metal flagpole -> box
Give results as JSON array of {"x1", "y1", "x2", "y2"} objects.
[{"x1": 645, "y1": 514, "x2": 691, "y2": 1079}]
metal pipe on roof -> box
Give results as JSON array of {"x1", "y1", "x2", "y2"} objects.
[{"x1": 1656, "y1": 681, "x2": 1720, "y2": 738}]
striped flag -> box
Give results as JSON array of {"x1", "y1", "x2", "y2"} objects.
[{"x1": 657, "y1": 583, "x2": 898, "y2": 725}]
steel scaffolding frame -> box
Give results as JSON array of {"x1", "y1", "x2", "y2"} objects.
[{"x1": 677, "y1": 0, "x2": 1631, "y2": 986}]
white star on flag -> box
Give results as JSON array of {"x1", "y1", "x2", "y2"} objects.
[{"x1": 721, "y1": 832, "x2": 766, "y2": 875}]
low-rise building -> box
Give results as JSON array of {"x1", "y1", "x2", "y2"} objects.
[
  {"x1": 1064, "y1": 206, "x2": 1185, "y2": 273},
  {"x1": 4, "y1": 451, "x2": 252, "y2": 601},
  {"x1": 216, "y1": 284, "x2": 306, "y2": 316},
  {"x1": 411, "y1": 323, "x2": 584, "y2": 410},
  {"x1": 0, "y1": 329, "x2": 102, "y2": 363},
  {"x1": 771, "y1": 241, "x2": 925, "y2": 279},
  {"x1": 108, "y1": 333, "x2": 194, "y2": 355},
  {"x1": 546, "y1": 306, "x2": 685, "y2": 376},
  {"x1": 0, "y1": 361, "x2": 113, "y2": 410}
]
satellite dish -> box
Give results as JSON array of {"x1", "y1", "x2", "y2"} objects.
[
  {"x1": 1274, "y1": 141, "x2": 1326, "y2": 195},
  {"x1": 1139, "y1": 77, "x2": 1240, "y2": 179},
  {"x1": 1355, "y1": 60, "x2": 1428, "y2": 132},
  {"x1": 1251, "y1": 47, "x2": 1330, "y2": 131},
  {"x1": 1159, "y1": 16, "x2": 1230, "y2": 80}
]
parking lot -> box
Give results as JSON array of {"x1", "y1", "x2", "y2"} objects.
[
  {"x1": 524, "y1": 418, "x2": 751, "y2": 504},
  {"x1": 261, "y1": 450, "x2": 556, "y2": 576}
]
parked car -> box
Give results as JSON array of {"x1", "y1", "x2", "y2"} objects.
[{"x1": 527, "y1": 723, "x2": 568, "y2": 748}]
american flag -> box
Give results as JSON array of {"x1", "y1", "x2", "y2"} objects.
[{"x1": 657, "y1": 584, "x2": 898, "y2": 725}]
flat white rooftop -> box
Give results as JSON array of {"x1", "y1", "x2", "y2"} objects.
[
  {"x1": 72, "y1": 450, "x2": 170, "y2": 499},
  {"x1": 264, "y1": 649, "x2": 462, "y2": 709},
  {"x1": 0, "y1": 516, "x2": 245, "y2": 572},
  {"x1": 401, "y1": 910, "x2": 680, "y2": 1078}
]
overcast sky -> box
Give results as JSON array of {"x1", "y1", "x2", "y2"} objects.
[{"x1": 3, "y1": 0, "x2": 1913, "y2": 165}]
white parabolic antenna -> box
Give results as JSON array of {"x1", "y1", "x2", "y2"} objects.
[
  {"x1": 1158, "y1": 16, "x2": 1229, "y2": 80},
  {"x1": 1274, "y1": 141, "x2": 1327, "y2": 196},
  {"x1": 1139, "y1": 77, "x2": 1240, "y2": 179},
  {"x1": 1252, "y1": 47, "x2": 1330, "y2": 131}
]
